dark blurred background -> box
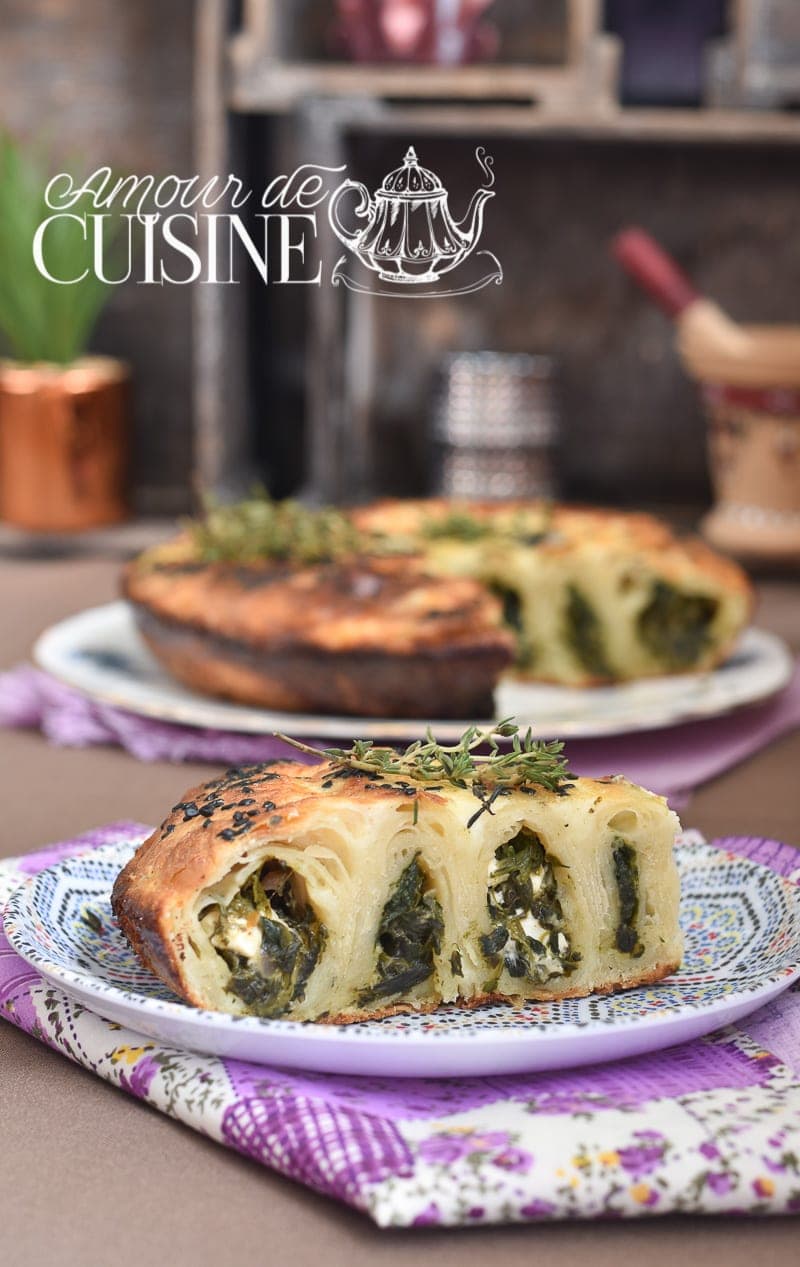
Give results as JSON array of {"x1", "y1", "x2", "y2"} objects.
[{"x1": 2, "y1": 0, "x2": 799, "y2": 517}]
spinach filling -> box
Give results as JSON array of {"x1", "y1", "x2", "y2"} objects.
[
  {"x1": 637, "y1": 580, "x2": 719, "y2": 670},
  {"x1": 612, "y1": 839, "x2": 644, "y2": 957},
  {"x1": 489, "y1": 582, "x2": 536, "y2": 670},
  {"x1": 564, "y1": 585, "x2": 614, "y2": 679},
  {"x1": 205, "y1": 863, "x2": 326, "y2": 1017},
  {"x1": 359, "y1": 855, "x2": 443, "y2": 1004},
  {"x1": 481, "y1": 827, "x2": 580, "y2": 986}
]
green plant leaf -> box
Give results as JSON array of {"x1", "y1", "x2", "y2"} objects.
[{"x1": 0, "y1": 133, "x2": 122, "y2": 363}]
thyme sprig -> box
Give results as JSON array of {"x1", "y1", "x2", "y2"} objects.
[
  {"x1": 421, "y1": 511, "x2": 493, "y2": 542},
  {"x1": 187, "y1": 492, "x2": 365, "y2": 565},
  {"x1": 277, "y1": 720, "x2": 572, "y2": 797}
]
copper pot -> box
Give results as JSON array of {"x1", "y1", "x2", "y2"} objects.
[{"x1": 0, "y1": 356, "x2": 129, "y2": 531}]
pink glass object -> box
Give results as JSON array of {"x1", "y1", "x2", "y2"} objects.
[{"x1": 332, "y1": 0, "x2": 497, "y2": 65}]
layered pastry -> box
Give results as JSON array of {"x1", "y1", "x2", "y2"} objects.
[
  {"x1": 352, "y1": 499, "x2": 753, "y2": 685},
  {"x1": 112, "y1": 725, "x2": 683, "y2": 1023},
  {"x1": 124, "y1": 494, "x2": 752, "y2": 717}
]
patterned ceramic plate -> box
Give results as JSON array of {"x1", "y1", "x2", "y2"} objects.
[
  {"x1": 33, "y1": 601, "x2": 794, "y2": 741},
  {"x1": 6, "y1": 832, "x2": 800, "y2": 1078}
]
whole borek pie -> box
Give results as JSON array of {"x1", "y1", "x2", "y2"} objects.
[{"x1": 123, "y1": 495, "x2": 752, "y2": 719}]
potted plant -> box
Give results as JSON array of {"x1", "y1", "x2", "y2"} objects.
[{"x1": 0, "y1": 133, "x2": 128, "y2": 531}]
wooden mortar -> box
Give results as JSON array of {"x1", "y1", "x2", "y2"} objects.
[{"x1": 684, "y1": 329, "x2": 800, "y2": 566}]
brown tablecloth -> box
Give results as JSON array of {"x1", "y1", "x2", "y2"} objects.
[{"x1": 1, "y1": 557, "x2": 798, "y2": 1265}]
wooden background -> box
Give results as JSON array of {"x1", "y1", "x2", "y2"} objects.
[
  {"x1": 1, "y1": 2, "x2": 799, "y2": 512},
  {"x1": 0, "y1": 0, "x2": 194, "y2": 515},
  {"x1": 336, "y1": 131, "x2": 800, "y2": 505}
]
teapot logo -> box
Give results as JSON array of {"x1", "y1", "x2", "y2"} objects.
[{"x1": 329, "y1": 145, "x2": 503, "y2": 297}]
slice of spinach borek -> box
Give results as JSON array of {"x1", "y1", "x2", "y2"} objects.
[
  {"x1": 202, "y1": 863, "x2": 326, "y2": 1017},
  {"x1": 359, "y1": 855, "x2": 443, "y2": 1005},
  {"x1": 481, "y1": 827, "x2": 580, "y2": 988}
]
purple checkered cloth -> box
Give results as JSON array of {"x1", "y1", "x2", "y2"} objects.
[{"x1": 1, "y1": 826, "x2": 799, "y2": 1225}]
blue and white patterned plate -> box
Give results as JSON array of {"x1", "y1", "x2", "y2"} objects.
[
  {"x1": 33, "y1": 601, "x2": 794, "y2": 741},
  {"x1": 6, "y1": 832, "x2": 800, "y2": 1077}
]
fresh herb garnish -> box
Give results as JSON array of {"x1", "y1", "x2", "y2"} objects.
[
  {"x1": 420, "y1": 507, "x2": 551, "y2": 547},
  {"x1": 421, "y1": 511, "x2": 493, "y2": 542},
  {"x1": 278, "y1": 720, "x2": 573, "y2": 811},
  {"x1": 187, "y1": 491, "x2": 365, "y2": 565}
]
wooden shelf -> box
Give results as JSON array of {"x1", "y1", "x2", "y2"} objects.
[
  {"x1": 226, "y1": 59, "x2": 800, "y2": 147},
  {"x1": 336, "y1": 103, "x2": 800, "y2": 146},
  {"x1": 228, "y1": 61, "x2": 569, "y2": 112},
  {"x1": 227, "y1": 0, "x2": 620, "y2": 120}
]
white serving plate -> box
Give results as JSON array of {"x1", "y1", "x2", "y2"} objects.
[
  {"x1": 6, "y1": 833, "x2": 800, "y2": 1078},
  {"x1": 33, "y1": 601, "x2": 793, "y2": 742}
]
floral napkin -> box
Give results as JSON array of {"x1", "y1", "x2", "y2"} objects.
[{"x1": 2, "y1": 824, "x2": 800, "y2": 1227}]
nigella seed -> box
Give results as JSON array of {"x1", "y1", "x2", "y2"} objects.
[
  {"x1": 238, "y1": 798, "x2": 256, "y2": 806},
  {"x1": 218, "y1": 829, "x2": 235, "y2": 841},
  {"x1": 164, "y1": 823, "x2": 176, "y2": 835},
  {"x1": 262, "y1": 800, "x2": 276, "y2": 811}
]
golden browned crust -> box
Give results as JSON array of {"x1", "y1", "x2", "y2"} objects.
[
  {"x1": 353, "y1": 497, "x2": 753, "y2": 599},
  {"x1": 124, "y1": 497, "x2": 753, "y2": 712},
  {"x1": 111, "y1": 824, "x2": 184, "y2": 1002},
  {"x1": 352, "y1": 497, "x2": 672, "y2": 547},
  {"x1": 124, "y1": 553, "x2": 510, "y2": 657},
  {"x1": 133, "y1": 610, "x2": 509, "y2": 719},
  {"x1": 124, "y1": 554, "x2": 513, "y2": 719}
]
